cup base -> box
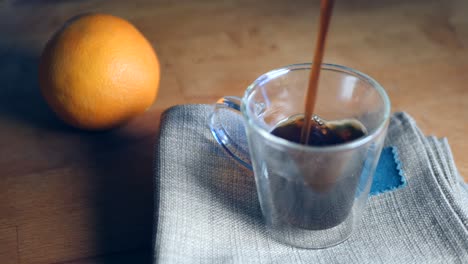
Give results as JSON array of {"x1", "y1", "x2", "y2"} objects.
[
  {"x1": 269, "y1": 226, "x2": 353, "y2": 249},
  {"x1": 267, "y1": 210, "x2": 356, "y2": 249}
]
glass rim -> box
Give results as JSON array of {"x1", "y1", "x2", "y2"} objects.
[{"x1": 240, "y1": 63, "x2": 391, "y2": 152}]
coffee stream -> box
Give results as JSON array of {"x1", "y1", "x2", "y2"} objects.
[
  {"x1": 268, "y1": 0, "x2": 369, "y2": 230},
  {"x1": 301, "y1": 0, "x2": 335, "y2": 144}
]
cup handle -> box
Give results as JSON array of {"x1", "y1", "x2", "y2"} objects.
[{"x1": 209, "y1": 96, "x2": 253, "y2": 170}]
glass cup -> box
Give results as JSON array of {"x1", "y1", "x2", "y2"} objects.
[{"x1": 209, "y1": 63, "x2": 390, "y2": 248}]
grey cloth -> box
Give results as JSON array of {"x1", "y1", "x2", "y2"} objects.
[{"x1": 153, "y1": 105, "x2": 468, "y2": 264}]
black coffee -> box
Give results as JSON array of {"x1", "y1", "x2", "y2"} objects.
[
  {"x1": 271, "y1": 116, "x2": 366, "y2": 146},
  {"x1": 268, "y1": 115, "x2": 367, "y2": 230}
]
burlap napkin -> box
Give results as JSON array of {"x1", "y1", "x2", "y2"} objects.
[{"x1": 153, "y1": 105, "x2": 468, "y2": 263}]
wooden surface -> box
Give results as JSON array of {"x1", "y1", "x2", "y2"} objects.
[{"x1": 0, "y1": 0, "x2": 467, "y2": 263}]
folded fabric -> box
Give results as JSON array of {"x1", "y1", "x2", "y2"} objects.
[{"x1": 153, "y1": 105, "x2": 468, "y2": 264}]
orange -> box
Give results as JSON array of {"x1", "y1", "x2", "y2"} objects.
[{"x1": 39, "y1": 13, "x2": 160, "y2": 130}]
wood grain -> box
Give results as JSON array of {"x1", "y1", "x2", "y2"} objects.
[
  {"x1": 0, "y1": 0, "x2": 467, "y2": 263},
  {"x1": 0, "y1": 226, "x2": 18, "y2": 264}
]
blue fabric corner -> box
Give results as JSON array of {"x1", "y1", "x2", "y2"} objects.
[{"x1": 370, "y1": 146, "x2": 407, "y2": 196}]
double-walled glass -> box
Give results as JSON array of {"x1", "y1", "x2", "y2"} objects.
[{"x1": 210, "y1": 63, "x2": 390, "y2": 248}]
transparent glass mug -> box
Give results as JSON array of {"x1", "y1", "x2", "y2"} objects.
[{"x1": 209, "y1": 63, "x2": 390, "y2": 248}]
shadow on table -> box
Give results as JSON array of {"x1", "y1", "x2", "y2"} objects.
[
  {"x1": 0, "y1": 45, "x2": 155, "y2": 263},
  {"x1": 0, "y1": 47, "x2": 67, "y2": 130},
  {"x1": 85, "y1": 127, "x2": 156, "y2": 264}
]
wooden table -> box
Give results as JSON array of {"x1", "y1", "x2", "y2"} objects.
[{"x1": 1, "y1": 0, "x2": 467, "y2": 263}]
